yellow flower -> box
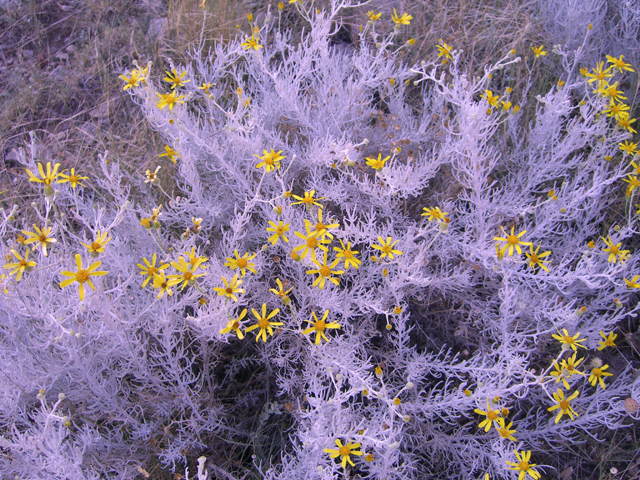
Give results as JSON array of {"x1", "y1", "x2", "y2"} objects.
[
  {"x1": 391, "y1": 8, "x2": 412, "y2": 25},
  {"x1": 547, "y1": 388, "x2": 580, "y2": 423},
  {"x1": 21, "y1": 224, "x2": 57, "y2": 257},
  {"x1": 245, "y1": 303, "x2": 282, "y2": 342},
  {"x1": 291, "y1": 189, "x2": 325, "y2": 208},
  {"x1": 303, "y1": 309, "x2": 341, "y2": 344},
  {"x1": 493, "y1": 226, "x2": 532, "y2": 257},
  {"x1": 585, "y1": 61, "x2": 613, "y2": 87},
  {"x1": 241, "y1": 34, "x2": 263, "y2": 50},
  {"x1": 606, "y1": 54, "x2": 634, "y2": 73},
  {"x1": 603, "y1": 101, "x2": 630, "y2": 120},
  {"x1": 552, "y1": 328, "x2": 587, "y2": 351},
  {"x1": 525, "y1": 244, "x2": 551, "y2": 273},
  {"x1": 120, "y1": 69, "x2": 144, "y2": 90},
  {"x1": 474, "y1": 399, "x2": 500, "y2": 432},
  {"x1": 482, "y1": 90, "x2": 500, "y2": 107},
  {"x1": 168, "y1": 256, "x2": 207, "y2": 290},
  {"x1": 254, "y1": 149, "x2": 285, "y2": 172},
  {"x1": 619, "y1": 140, "x2": 638, "y2": 155},
  {"x1": 371, "y1": 236, "x2": 402, "y2": 260},
  {"x1": 597, "y1": 331, "x2": 617, "y2": 350},
  {"x1": 163, "y1": 68, "x2": 190, "y2": 90},
  {"x1": 596, "y1": 81, "x2": 627, "y2": 102},
  {"x1": 156, "y1": 91, "x2": 186, "y2": 110},
  {"x1": 26, "y1": 162, "x2": 61, "y2": 186},
  {"x1": 269, "y1": 278, "x2": 293, "y2": 303},
  {"x1": 198, "y1": 82, "x2": 214, "y2": 94},
  {"x1": 589, "y1": 364, "x2": 613, "y2": 389},
  {"x1": 266, "y1": 220, "x2": 290, "y2": 245},
  {"x1": 159, "y1": 145, "x2": 181, "y2": 164},
  {"x1": 365, "y1": 153, "x2": 390, "y2": 171},
  {"x1": 224, "y1": 250, "x2": 258, "y2": 277},
  {"x1": 153, "y1": 271, "x2": 180, "y2": 299},
  {"x1": 366, "y1": 10, "x2": 381, "y2": 21},
  {"x1": 59, "y1": 254, "x2": 108, "y2": 301},
  {"x1": 145, "y1": 166, "x2": 161, "y2": 183},
  {"x1": 505, "y1": 450, "x2": 541, "y2": 480},
  {"x1": 421, "y1": 206, "x2": 449, "y2": 222},
  {"x1": 306, "y1": 251, "x2": 344, "y2": 289},
  {"x1": 293, "y1": 224, "x2": 331, "y2": 260},
  {"x1": 80, "y1": 230, "x2": 112, "y2": 256},
  {"x1": 183, "y1": 247, "x2": 208, "y2": 269},
  {"x1": 601, "y1": 235, "x2": 629, "y2": 264},
  {"x1": 550, "y1": 353, "x2": 585, "y2": 389},
  {"x1": 495, "y1": 417, "x2": 517, "y2": 441},
  {"x1": 220, "y1": 308, "x2": 248, "y2": 339},
  {"x1": 3, "y1": 249, "x2": 36, "y2": 281},
  {"x1": 212, "y1": 274, "x2": 245, "y2": 302},
  {"x1": 617, "y1": 116, "x2": 637, "y2": 134},
  {"x1": 333, "y1": 239, "x2": 361, "y2": 269},
  {"x1": 323, "y1": 439, "x2": 363, "y2": 470},
  {"x1": 137, "y1": 253, "x2": 170, "y2": 288},
  {"x1": 304, "y1": 208, "x2": 339, "y2": 241},
  {"x1": 531, "y1": 45, "x2": 546, "y2": 57},
  {"x1": 436, "y1": 41, "x2": 453, "y2": 63},
  {"x1": 58, "y1": 168, "x2": 88, "y2": 188}
]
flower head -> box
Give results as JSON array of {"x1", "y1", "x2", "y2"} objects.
[
  {"x1": 269, "y1": 278, "x2": 293, "y2": 303},
  {"x1": 159, "y1": 145, "x2": 181, "y2": 164},
  {"x1": 552, "y1": 328, "x2": 587, "y2": 351},
  {"x1": 291, "y1": 190, "x2": 325, "y2": 208},
  {"x1": 303, "y1": 310, "x2": 341, "y2": 344},
  {"x1": 391, "y1": 8, "x2": 412, "y2": 25},
  {"x1": 304, "y1": 208, "x2": 339, "y2": 241},
  {"x1": 474, "y1": 399, "x2": 501, "y2": 432},
  {"x1": 21, "y1": 225, "x2": 57, "y2": 256},
  {"x1": 619, "y1": 140, "x2": 638, "y2": 156},
  {"x1": 421, "y1": 206, "x2": 449, "y2": 222},
  {"x1": 3, "y1": 249, "x2": 36, "y2": 281},
  {"x1": 145, "y1": 166, "x2": 161, "y2": 183},
  {"x1": 168, "y1": 256, "x2": 207, "y2": 290},
  {"x1": 601, "y1": 235, "x2": 629, "y2": 264},
  {"x1": 224, "y1": 250, "x2": 258, "y2": 277},
  {"x1": 212, "y1": 274, "x2": 245, "y2": 302},
  {"x1": 163, "y1": 68, "x2": 190, "y2": 90},
  {"x1": 293, "y1": 224, "x2": 331, "y2": 260},
  {"x1": 323, "y1": 439, "x2": 363, "y2": 470},
  {"x1": 365, "y1": 153, "x2": 390, "y2": 171},
  {"x1": 371, "y1": 236, "x2": 403, "y2": 260},
  {"x1": 26, "y1": 162, "x2": 61, "y2": 187},
  {"x1": 137, "y1": 253, "x2": 170, "y2": 288},
  {"x1": 306, "y1": 251, "x2": 344, "y2": 289},
  {"x1": 547, "y1": 388, "x2": 580, "y2": 423},
  {"x1": 254, "y1": 149, "x2": 284, "y2": 172},
  {"x1": 598, "y1": 331, "x2": 617, "y2": 350},
  {"x1": 245, "y1": 303, "x2": 282, "y2": 342},
  {"x1": 120, "y1": 69, "x2": 144, "y2": 90},
  {"x1": 505, "y1": 450, "x2": 541, "y2": 480},
  {"x1": 153, "y1": 271, "x2": 180, "y2": 299},
  {"x1": 59, "y1": 254, "x2": 108, "y2": 301},
  {"x1": 334, "y1": 239, "x2": 361, "y2": 269},
  {"x1": 531, "y1": 45, "x2": 546, "y2": 58},
  {"x1": 436, "y1": 41, "x2": 453, "y2": 63},
  {"x1": 495, "y1": 417, "x2": 516, "y2": 441},
  {"x1": 525, "y1": 244, "x2": 551, "y2": 273},
  {"x1": 156, "y1": 91, "x2": 186, "y2": 110},
  {"x1": 266, "y1": 220, "x2": 290, "y2": 245},
  {"x1": 589, "y1": 364, "x2": 613, "y2": 389},
  {"x1": 241, "y1": 34, "x2": 263, "y2": 50},
  {"x1": 585, "y1": 61, "x2": 613, "y2": 87},
  {"x1": 220, "y1": 308, "x2": 248, "y2": 339},
  {"x1": 366, "y1": 10, "x2": 381, "y2": 21},
  {"x1": 58, "y1": 168, "x2": 88, "y2": 188},
  {"x1": 606, "y1": 54, "x2": 634, "y2": 73},
  {"x1": 80, "y1": 230, "x2": 112, "y2": 256},
  {"x1": 493, "y1": 226, "x2": 532, "y2": 257}
]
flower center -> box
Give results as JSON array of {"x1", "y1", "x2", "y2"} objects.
[
  {"x1": 320, "y1": 266, "x2": 331, "y2": 277},
  {"x1": 148, "y1": 266, "x2": 158, "y2": 276},
  {"x1": 19, "y1": 259, "x2": 28, "y2": 267},
  {"x1": 339, "y1": 446, "x2": 351, "y2": 457},
  {"x1": 91, "y1": 242, "x2": 101, "y2": 251},
  {"x1": 307, "y1": 237, "x2": 318, "y2": 248},
  {"x1": 314, "y1": 319, "x2": 326, "y2": 331},
  {"x1": 237, "y1": 258, "x2": 247, "y2": 268},
  {"x1": 39, "y1": 234, "x2": 48, "y2": 243},
  {"x1": 530, "y1": 254, "x2": 539, "y2": 263},
  {"x1": 258, "y1": 317, "x2": 270, "y2": 329},
  {"x1": 382, "y1": 245, "x2": 392, "y2": 254},
  {"x1": 315, "y1": 222, "x2": 325, "y2": 232},
  {"x1": 610, "y1": 245, "x2": 619, "y2": 254},
  {"x1": 518, "y1": 461, "x2": 530, "y2": 471},
  {"x1": 183, "y1": 271, "x2": 193, "y2": 281},
  {"x1": 593, "y1": 368, "x2": 602, "y2": 376},
  {"x1": 225, "y1": 287, "x2": 233, "y2": 294},
  {"x1": 559, "y1": 400, "x2": 569, "y2": 410},
  {"x1": 487, "y1": 410, "x2": 498, "y2": 420},
  {"x1": 76, "y1": 270, "x2": 89, "y2": 283},
  {"x1": 564, "y1": 336, "x2": 574, "y2": 344},
  {"x1": 507, "y1": 235, "x2": 518, "y2": 245}
]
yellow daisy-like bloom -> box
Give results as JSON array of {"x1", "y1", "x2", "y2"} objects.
[
  {"x1": 495, "y1": 417, "x2": 517, "y2": 441},
  {"x1": 137, "y1": 253, "x2": 170, "y2": 288},
  {"x1": 588, "y1": 364, "x2": 613, "y2": 389},
  {"x1": 421, "y1": 206, "x2": 449, "y2": 222},
  {"x1": 531, "y1": 45, "x2": 546, "y2": 58},
  {"x1": 619, "y1": 140, "x2": 638, "y2": 156},
  {"x1": 603, "y1": 100, "x2": 631, "y2": 120},
  {"x1": 145, "y1": 166, "x2": 161, "y2": 183},
  {"x1": 482, "y1": 90, "x2": 500, "y2": 107},
  {"x1": 474, "y1": 399, "x2": 501, "y2": 432},
  {"x1": 120, "y1": 69, "x2": 144, "y2": 90},
  {"x1": 597, "y1": 331, "x2": 617, "y2": 350},
  {"x1": 3, "y1": 249, "x2": 36, "y2": 281},
  {"x1": 168, "y1": 256, "x2": 207, "y2": 290},
  {"x1": 601, "y1": 235, "x2": 629, "y2": 264},
  {"x1": 293, "y1": 225, "x2": 331, "y2": 260},
  {"x1": 198, "y1": 82, "x2": 214, "y2": 94},
  {"x1": 220, "y1": 308, "x2": 248, "y2": 339},
  {"x1": 254, "y1": 149, "x2": 285, "y2": 172},
  {"x1": 26, "y1": 162, "x2": 61, "y2": 186},
  {"x1": 80, "y1": 230, "x2": 112, "y2": 256},
  {"x1": 371, "y1": 236, "x2": 403, "y2": 260},
  {"x1": 224, "y1": 250, "x2": 258, "y2": 277},
  {"x1": 550, "y1": 353, "x2": 584, "y2": 389},
  {"x1": 391, "y1": 8, "x2": 412, "y2": 25},
  {"x1": 21, "y1": 224, "x2": 57, "y2": 257},
  {"x1": 625, "y1": 275, "x2": 640, "y2": 289},
  {"x1": 153, "y1": 271, "x2": 180, "y2": 299},
  {"x1": 303, "y1": 309, "x2": 341, "y2": 345},
  {"x1": 245, "y1": 303, "x2": 282, "y2": 342},
  {"x1": 183, "y1": 247, "x2": 208, "y2": 270},
  {"x1": 505, "y1": 450, "x2": 541, "y2": 480},
  {"x1": 525, "y1": 244, "x2": 551, "y2": 273},
  {"x1": 552, "y1": 328, "x2": 587, "y2": 351},
  {"x1": 291, "y1": 190, "x2": 326, "y2": 208},
  {"x1": 58, "y1": 168, "x2": 88, "y2": 188},
  {"x1": 156, "y1": 91, "x2": 186, "y2": 110},
  {"x1": 323, "y1": 439, "x2": 363, "y2": 470},
  {"x1": 436, "y1": 41, "x2": 453, "y2": 63},
  {"x1": 241, "y1": 34, "x2": 263, "y2": 50},
  {"x1": 305, "y1": 208, "x2": 339, "y2": 241},
  {"x1": 618, "y1": 116, "x2": 637, "y2": 133},
  {"x1": 306, "y1": 251, "x2": 344, "y2": 289},
  {"x1": 365, "y1": 153, "x2": 390, "y2": 171},
  {"x1": 333, "y1": 239, "x2": 361, "y2": 269},
  {"x1": 269, "y1": 278, "x2": 293, "y2": 303},
  {"x1": 493, "y1": 226, "x2": 532, "y2": 257},
  {"x1": 596, "y1": 81, "x2": 627, "y2": 102},
  {"x1": 163, "y1": 68, "x2": 190, "y2": 90},
  {"x1": 59, "y1": 254, "x2": 108, "y2": 301},
  {"x1": 366, "y1": 10, "x2": 381, "y2": 21},
  {"x1": 606, "y1": 54, "x2": 634, "y2": 73},
  {"x1": 212, "y1": 274, "x2": 245, "y2": 302},
  {"x1": 159, "y1": 145, "x2": 181, "y2": 164},
  {"x1": 266, "y1": 220, "x2": 290, "y2": 245},
  {"x1": 547, "y1": 388, "x2": 580, "y2": 423},
  {"x1": 585, "y1": 61, "x2": 613, "y2": 87}
]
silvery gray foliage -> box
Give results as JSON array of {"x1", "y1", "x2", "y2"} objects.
[{"x1": 1, "y1": 0, "x2": 638, "y2": 479}]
